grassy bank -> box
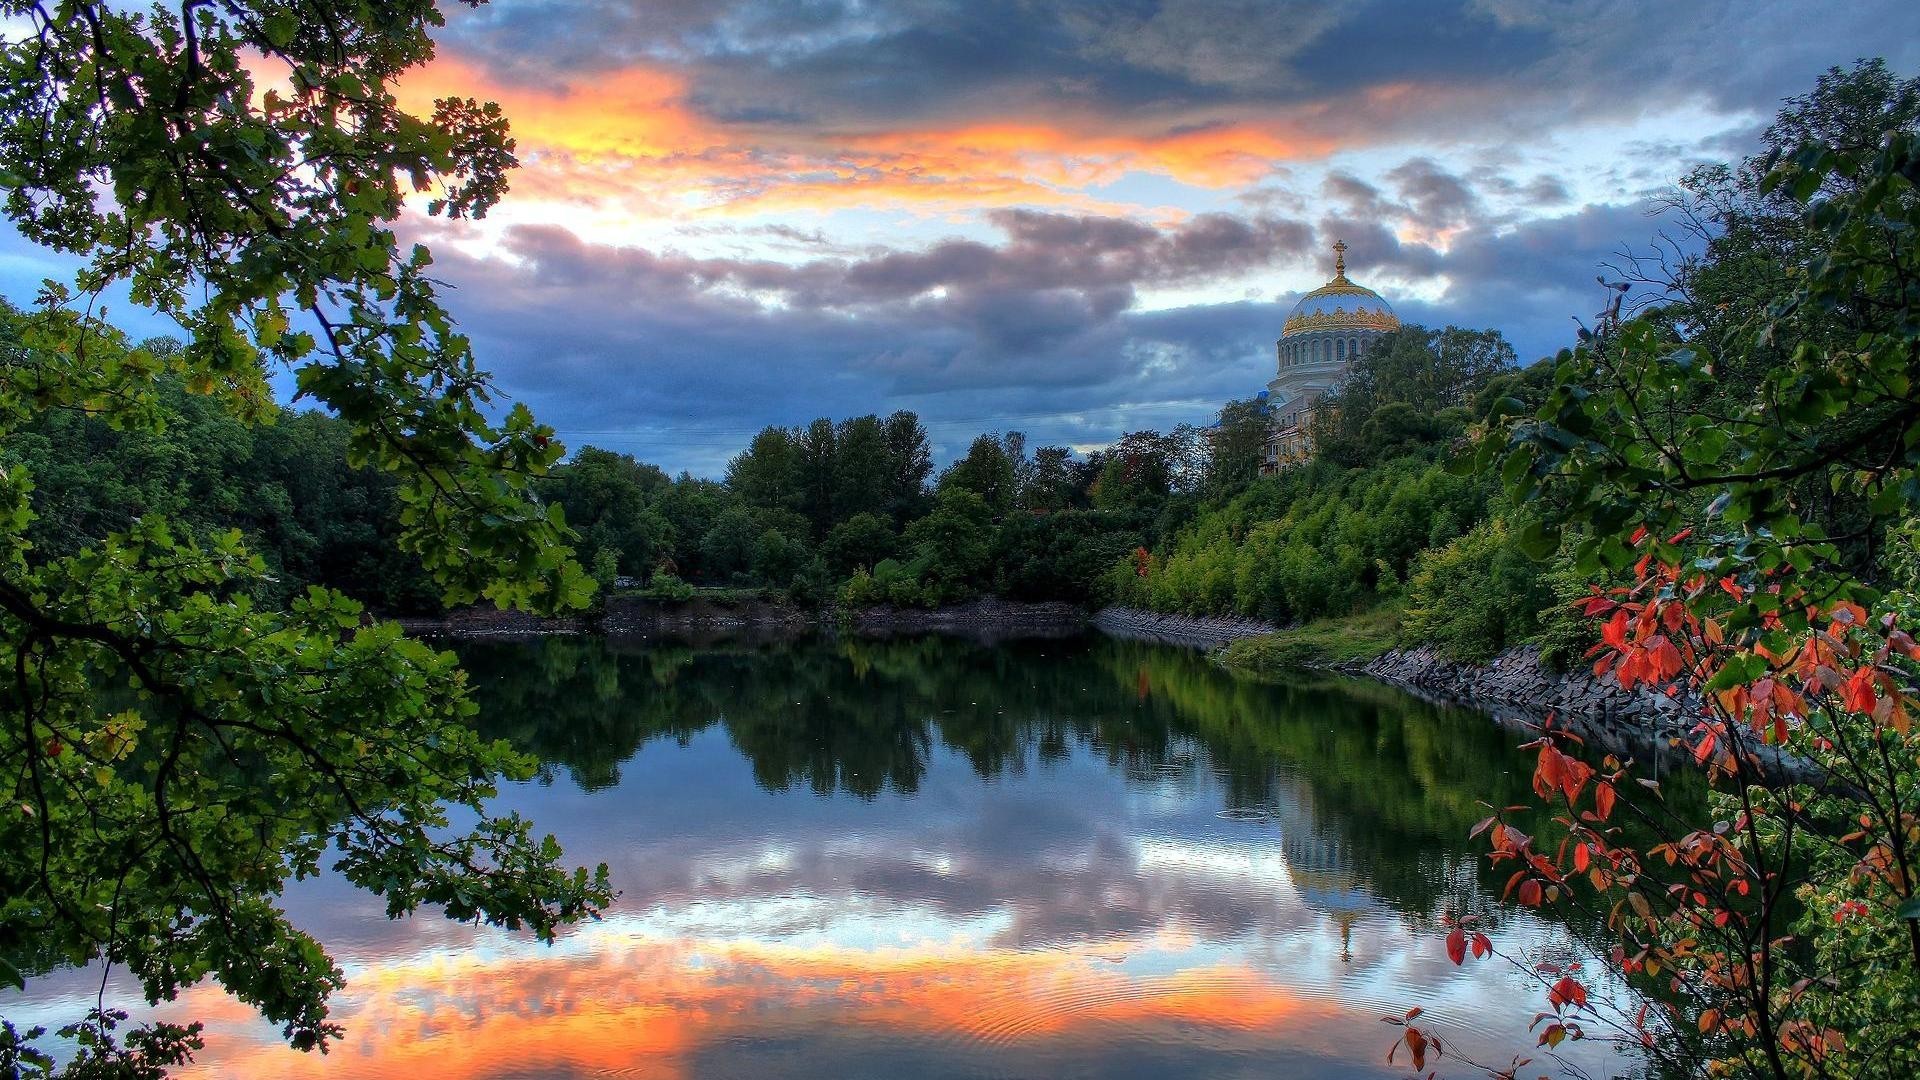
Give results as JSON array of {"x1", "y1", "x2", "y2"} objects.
[{"x1": 1216, "y1": 605, "x2": 1401, "y2": 676}]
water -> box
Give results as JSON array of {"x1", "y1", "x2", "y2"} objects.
[{"x1": 8, "y1": 634, "x2": 1653, "y2": 1078}]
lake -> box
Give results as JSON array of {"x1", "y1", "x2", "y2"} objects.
[{"x1": 8, "y1": 633, "x2": 1651, "y2": 1078}]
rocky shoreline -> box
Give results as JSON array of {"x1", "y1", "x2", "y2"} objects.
[
  {"x1": 1357, "y1": 644, "x2": 1695, "y2": 757},
  {"x1": 1090, "y1": 606, "x2": 1280, "y2": 650}
]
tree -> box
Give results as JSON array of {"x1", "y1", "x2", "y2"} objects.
[
  {"x1": 879, "y1": 410, "x2": 935, "y2": 525},
  {"x1": 903, "y1": 488, "x2": 996, "y2": 602},
  {"x1": 1016, "y1": 445, "x2": 1082, "y2": 513},
  {"x1": 700, "y1": 506, "x2": 761, "y2": 582},
  {"x1": 547, "y1": 448, "x2": 673, "y2": 580},
  {"x1": 822, "y1": 512, "x2": 899, "y2": 577},
  {"x1": 1310, "y1": 325, "x2": 1513, "y2": 467},
  {"x1": 831, "y1": 414, "x2": 892, "y2": 522},
  {"x1": 1609, "y1": 60, "x2": 1920, "y2": 569},
  {"x1": 1203, "y1": 399, "x2": 1268, "y2": 500},
  {"x1": 725, "y1": 427, "x2": 802, "y2": 514},
  {"x1": 938, "y1": 434, "x2": 1019, "y2": 516},
  {"x1": 795, "y1": 417, "x2": 839, "y2": 538},
  {"x1": 0, "y1": 2, "x2": 606, "y2": 1072},
  {"x1": 1413, "y1": 72, "x2": 1920, "y2": 1080},
  {"x1": 1090, "y1": 430, "x2": 1180, "y2": 513}
]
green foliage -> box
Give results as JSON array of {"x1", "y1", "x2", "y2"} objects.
[
  {"x1": 1217, "y1": 605, "x2": 1402, "y2": 673},
  {"x1": 1401, "y1": 518, "x2": 1555, "y2": 662},
  {"x1": 750, "y1": 527, "x2": 811, "y2": 586},
  {"x1": 1202, "y1": 399, "x2": 1269, "y2": 500},
  {"x1": 1485, "y1": 75, "x2": 1920, "y2": 596},
  {"x1": 1089, "y1": 428, "x2": 1202, "y2": 513},
  {"x1": 939, "y1": 434, "x2": 1019, "y2": 516},
  {"x1": 993, "y1": 510, "x2": 1140, "y2": 604},
  {"x1": 545, "y1": 448, "x2": 673, "y2": 581},
  {"x1": 1110, "y1": 452, "x2": 1491, "y2": 623},
  {"x1": 726, "y1": 412, "x2": 935, "y2": 536},
  {"x1": 1310, "y1": 325, "x2": 1514, "y2": 467},
  {"x1": 634, "y1": 573, "x2": 696, "y2": 601},
  {"x1": 900, "y1": 488, "x2": 997, "y2": 603},
  {"x1": 2, "y1": 335, "x2": 442, "y2": 614},
  {"x1": 699, "y1": 506, "x2": 760, "y2": 581},
  {"x1": 590, "y1": 546, "x2": 620, "y2": 594},
  {"x1": 1441, "y1": 62, "x2": 1920, "y2": 1080},
  {"x1": 822, "y1": 512, "x2": 899, "y2": 577},
  {"x1": 0, "y1": 3, "x2": 608, "y2": 1071}
]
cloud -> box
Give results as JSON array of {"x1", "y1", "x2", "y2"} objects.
[
  {"x1": 383, "y1": 157, "x2": 1710, "y2": 471},
  {"x1": 11, "y1": 0, "x2": 1911, "y2": 476}
]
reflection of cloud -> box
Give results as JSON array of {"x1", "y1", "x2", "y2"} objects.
[{"x1": 169, "y1": 930, "x2": 1364, "y2": 1080}]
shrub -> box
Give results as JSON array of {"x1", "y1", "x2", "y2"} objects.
[{"x1": 1400, "y1": 518, "x2": 1552, "y2": 662}]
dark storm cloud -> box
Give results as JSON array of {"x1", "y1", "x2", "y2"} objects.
[
  {"x1": 412, "y1": 209, "x2": 1319, "y2": 471},
  {"x1": 1321, "y1": 172, "x2": 1392, "y2": 219},
  {"x1": 389, "y1": 142, "x2": 1710, "y2": 473},
  {"x1": 470, "y1": 207, "x2": 1313, "y2": 324},
  {"x1": 441, "y1": 1, "x2": 1920, "y2": 141},
  {"x1": 1385, "y1": 158, "x2": 1482, "y2": 227}
]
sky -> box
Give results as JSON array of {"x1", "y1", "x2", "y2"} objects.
[{"x1": 6, "y1": 1, "x2": 1920, "y2": 474}]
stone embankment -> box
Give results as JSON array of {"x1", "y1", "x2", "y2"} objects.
[
  {"x1": 1092, "y1": 607, "x2": 1688, "y2": 737},
  {"x1": 403, "y1": 596, "x2": 1089, "y2": 643},
  {"x1": 1359, "y1": 645, "x2": 1694, "y2": 752},
  {"x1": 1091, "y1": 607, "x2": 1279, "y2": 650},
  {"x1": 844, "y1": 598, "x2": 1088, "y2": 642},
  {"x1": 600, "y1": 596, "x2": 810, "y2": 640},
  {"x1": 393, "y1": 607, "x2": 590, "y2": 637}
]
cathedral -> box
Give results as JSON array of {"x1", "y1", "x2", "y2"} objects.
[{"x1": 1259, "y1": 241, "x2": 1400, "y2": 470}]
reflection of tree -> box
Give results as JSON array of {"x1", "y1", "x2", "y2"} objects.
[{"x1": 460, "y1": 635, "x2": 1705, "y2": 925}]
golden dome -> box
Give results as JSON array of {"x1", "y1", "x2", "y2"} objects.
[{"x1": 1281, "y1": 241, "x2": 1400, "y2": 336}]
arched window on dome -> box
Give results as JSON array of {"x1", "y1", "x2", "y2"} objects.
[
  {"x1": 1336, "y1": 339, "x2": 1346, "y2": 361},
  {"x1": 1350, "y1": 336, "x2": 1360, "y2": 357}
]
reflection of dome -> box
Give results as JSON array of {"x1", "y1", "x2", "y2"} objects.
[
  {"x1": 1273, "y1": 778, "x2": 1380, "y2": 962},
  {"x1": 1281, "y1": 244, "x2": 1400, "y2": 337}
]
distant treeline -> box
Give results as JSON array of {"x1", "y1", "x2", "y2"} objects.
[{"x1": 5, "y1": 292, "x2": 1537, "y2": 646}]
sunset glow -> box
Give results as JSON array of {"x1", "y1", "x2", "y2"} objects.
[
  {"x1": 169, "y1": 932, "x2": 1361, "y2": 1080},
  {"x1": 3, "y1": 0, "x2": 1912, "y2": 473}
]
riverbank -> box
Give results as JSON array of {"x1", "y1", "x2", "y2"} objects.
[
  {"x1": 399, "y1": 595, "x2": 1089, "y2": 644},
  {"x1": 401, "y1": 598, "x2": 1685, "y2": 750},
  {"x1": 1098, "y1": 605, "x2": 1699, "y2": 752}
]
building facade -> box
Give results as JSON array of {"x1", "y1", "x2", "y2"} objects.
[{"x1": 1260, "y1": 241, "x2": 1399, "y2": 471}]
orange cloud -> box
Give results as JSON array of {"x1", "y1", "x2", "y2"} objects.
[
  {"x1": 164, "y1": 932, "x2": 1358, "y2": 1079},
  {"x1": 388, "y1": 56, "x2": 1355, "y2": 222}
]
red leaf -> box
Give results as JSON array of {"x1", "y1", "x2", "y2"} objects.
[
  {"x1": 1840, "y1": 667, "x2": 1878, "y2": 714},
  {"x1": 1594, "y1": 781, "x2": 1617, "y2": 821},
  {"x1": 1602, "y1": 609, "x2": 1631, "y2": 649},
  {"x1": 1446, "y1": 928, "x2": 1466, "y2": 965},
  {"x1": 1471, "y1": 933, "x2": 1492, "y2": 959},
  {"x1": 1549, "y1": 975, "x2": 1589, "y2": 1010}
]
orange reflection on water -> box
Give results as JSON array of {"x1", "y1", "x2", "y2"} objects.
[{"x1": 170, "y1": 929, "x2": 1356, "y2": 1079}]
